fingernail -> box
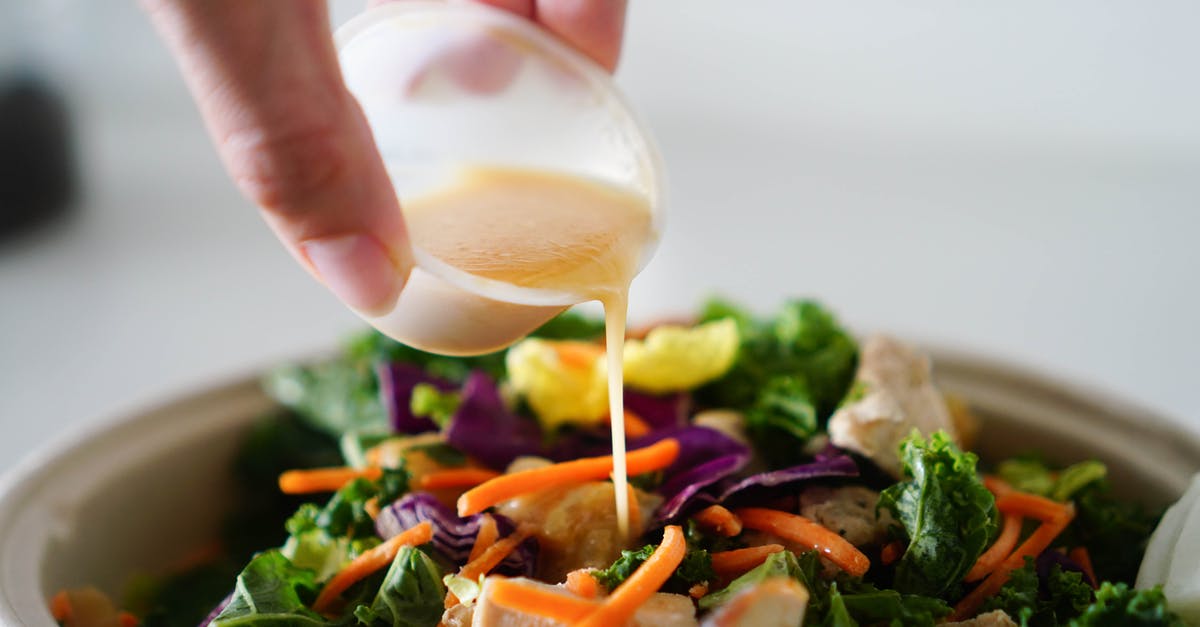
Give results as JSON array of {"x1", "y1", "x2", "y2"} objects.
[{"x1": 302, "y1": 234, "x2": 404, "y2": 315}]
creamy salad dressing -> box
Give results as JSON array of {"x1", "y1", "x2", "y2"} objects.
[{"x1": 402, "y1": 166, "x2": 655, "y2": 536}]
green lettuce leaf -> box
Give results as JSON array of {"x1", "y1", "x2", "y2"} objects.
[
  {"x1": 408, "y1": 384, "x2": 461, "y2": 429},
  {"x1": 699, "y1": 550, "x2": 803, "y2": 611},
  {"x1": 996, "y1": 457, "x2": 1107, "y2": 502},
  {"x1": 878, "y1": 431, "x2": 998, "y2": 598},
  {"x1": 353, "y1": 547, "x2": 446, "y2": 627},
  {"x1": 210, "y1": 551, "x2": 329, "y2": 626}
]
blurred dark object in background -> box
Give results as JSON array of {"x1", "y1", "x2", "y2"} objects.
[{"x1": 0, "y1": 74, "x2": 76, "y2": 242}]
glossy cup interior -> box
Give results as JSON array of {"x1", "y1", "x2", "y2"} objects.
[
  {"x1": 1, "y1": 349, "x2": 1197, "y2": 625},
  {"x1": 335, "y1": 2, "x2": 666, "y2": 354}
]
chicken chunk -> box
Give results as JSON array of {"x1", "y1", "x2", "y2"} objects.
[
  {"x1": 799, "y1": 485, "x2": 893, "y2": 547},
  {"x1": 471, "y1": 577, "x2": 697, "y2": 627},
  {"x1": 943, "y1": 609, "x2": 1019, "y2": 627},
  {"x1": 495, "y1": 482, "x2": 663, "y2": 581},
  {"x1": 699, "y1": 577, "x2": 810, "y2": 627},
  {"x1": 827, "y1": 335, "x2": 959, "y2": 477}
]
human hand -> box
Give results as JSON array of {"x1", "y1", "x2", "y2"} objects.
[{"x1": 143, "y1": 0, "x2": 627, "y2": 315}]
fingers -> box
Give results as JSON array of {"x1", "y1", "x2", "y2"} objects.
[
  {"x1": 398, "y1": 0, "x2": 627, "y2": 72},
  {"x1": 142, "y1": 0, "x2": 411, "y2": 314},
  {"x1": 533, "y1": 0, "x2": 627, "y2": 72}
]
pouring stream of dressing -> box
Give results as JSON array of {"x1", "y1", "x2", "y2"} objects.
[{"x1": 401, "y1": 166, "x2": 654, "y2": 536}]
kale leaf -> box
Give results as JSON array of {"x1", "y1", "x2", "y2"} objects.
[
  {"x1": 1068, "y1": 583, "x2": 1184, "y2": 627},
  {"x1": 1062, "y1": 483, "x2": 1161, "y2": 584},
  {"x1": 983, "y1": 558, "x2": 1093, "y2": 626},
  {"x1": 878, "y1": 431, "x2": 998, "y2": 598},
  {"x1": 353, "y1": 547, "x2": 446, "y2": 627},
  {"x1": 697, "y1": 299, "x2": 857, "y2": 467},
  {"x1": 594, "y1": 545, "x2": 714, "y2": 595}
]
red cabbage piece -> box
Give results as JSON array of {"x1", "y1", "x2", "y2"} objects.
[
  {"x1": 715, "y1": 453, "x2": 859, "y2": 503},
  {"x1": 631, "y1": 425, "x2": 750, "y2": 477},
  {"x1": 376, "y1": 492, "x2": 537, "y2": 576},
  {"x1": 656, "y1": 453, "x2": 749, "y2": 522},
  {"x1": 624, "y1": 390, "x2": 690, "y2": 431},
  {"x1": 377, "y1": 362, "x2": 455, "y2": 434},
  {"x1": 444, "y1": 372, "x2": 543, "y2": 470}
]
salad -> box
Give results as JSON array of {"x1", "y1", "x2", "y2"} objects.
[{"x1": 50, "y1": 300, "x2": 1187, "y2": 627}]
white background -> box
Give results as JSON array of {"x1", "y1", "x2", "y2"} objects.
[{"x1": 1, "y1": 1, "x2": 1197, "y2": 473}]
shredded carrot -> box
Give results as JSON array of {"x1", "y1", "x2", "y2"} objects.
[
  {"x1": 363, "y1": 497, "x2": 381, "y2": 521},
  {"x1": 278, "y1": 466, "x2": 383, "y2": 494},
  {"x1": 734, "y1": 508, "x2": 871, "y2": 577},
  {"x1": 997, "y1": 492, "x2": 1069, "y2": 522},
  {"x1": 693, "y1": 505, "x2": 743, "y2": 537},
  {"x1": 576, "y1": 525, "x2": 688, "y2": 627},
  {"x1": 313, "y1": 521, "x2": 433, "y2": 613},
  {"x1": 489, "y1": 577, "x2": 600, "y2": 623},
  {"x1": 966, "y1": 513, "x2": 1023, "y2": 582},
  {"x1": 50, "y1": 590, "x2": 71, "y2": 622},
  {"x1": 566, "y1": 569, "x2": 602, "y2": 599},
  {"x1": 880, "y1": 540, "x2": 904, "y2": 566},
  {"x1": 689, "y1": 583, "x2": 710, "y2": 599},
  {"x1": 710, "y1": 544, "x2": 785, "y2": 579},
  {"x1": 951, "y1": 503, "x2": 1076, "y2": 620},
  {"x1": 118, "y1": 611, "x2": 140, "y2": 627},
  {"x1": 417, "y1": 468, "x2": 501, "y2": 491},
  {"x1": 457, "y1": 438, "x2": 681, "y2": 516},
  {"x1": 1070, "y1": 547, "x2": 1098, "y2": 589},
  {"x1": 460, "y1": 528, "x2": 533, "y2": 581},
  {"x1": 983, "y1": 475, "x2": 1015, "y2": 498},
  {"x1": 469, "y1": 514, "x2": 500, "y2": 563},
  {"x1": 612, "y1": 409, "x2": 652, "y2": 439}
]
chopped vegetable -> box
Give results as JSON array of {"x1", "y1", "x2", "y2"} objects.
[
  {"x1": 566, "y1": 569, "x2": 602, "y2": 598},
  {"x1": 278, "y1": 466, "x2": 383, "y2": 495},
  {"x1": 697, "y1": 299, "x2": 858, "y2": 424},
  {"x1": 443, "y1": 372, "x2": 543, "y2": 470},
  {"x1": 693, "y1": 505, "x2": 743, "y2": 537},
  {"x1": 312, "y1": 521, "x2": 433, "y2": 613},
  {"x1": 592, "y1": 542, "x2": 714, "y2": 594},
  {"x1": 981, "y1": 557, "x2": 1093, "y2": 627},
  {"x1": 1069, "y1": 582, "x2": 1184, "y2": 626},
  {"x1": 376, "y1": 493, "x2": 536, "y2": 576},
  {"x1": 734, "y1": 507, "x2": 871, "y2": 577},
  {"x1": 486, "y1": 578, "x2": 599, "y2": 623},
  {"x1": 576, "y1": 525, "x2": 688, "y2": 627},
  {"x1": 710, "y1": 544, "x2": 785, "y2": 580},
  {"x1": 621, "y1": 318, "x2": 740, "y2": 393},
  {"x1": 408, "y1": 382, "x2": 461, "y2": 429},
  {"x1": 458, "y1": 527, "x2": 533, "y2": 581},
  {"x1": 878, "y1": 431, "x2": 998, "y2": 597},
  {"x1": 414, "y1": 468, "x2": 500, "y2": 491},
  {"x1": 209, "y1": 551, "x2": 325, "y2": 626},
  {"x1": 967, "y1": 513, "x2": 1023, "y2": 582},
  {"x1": 951, "y1": 503, "x2": 1075, "y2": 620},
  {"x1": 468, "y1": 514, "x2": 499, "y2": 563},
  {"x1": 457, "y1": 438, "x2": 681, "y2": 516},
  {"x1": 351, "y1": 546, "x2": 445, "y2": 627}
]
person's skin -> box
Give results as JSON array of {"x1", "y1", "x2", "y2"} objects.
[{"x1": 142, "y1": 0, "x2": 627, "y2": 315}]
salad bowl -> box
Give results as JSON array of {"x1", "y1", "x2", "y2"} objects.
[{"x1": 1, "y1": 344, "x2": 1197, "y2": 626}]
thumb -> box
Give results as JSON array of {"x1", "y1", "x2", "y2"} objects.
[{"x1": 144, "y1": 0, "x2": 411, "y2": 315}]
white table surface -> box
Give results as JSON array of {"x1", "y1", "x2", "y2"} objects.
[{"x1": 2, "y1": 1, "x2": 1198, "y2": 473}]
